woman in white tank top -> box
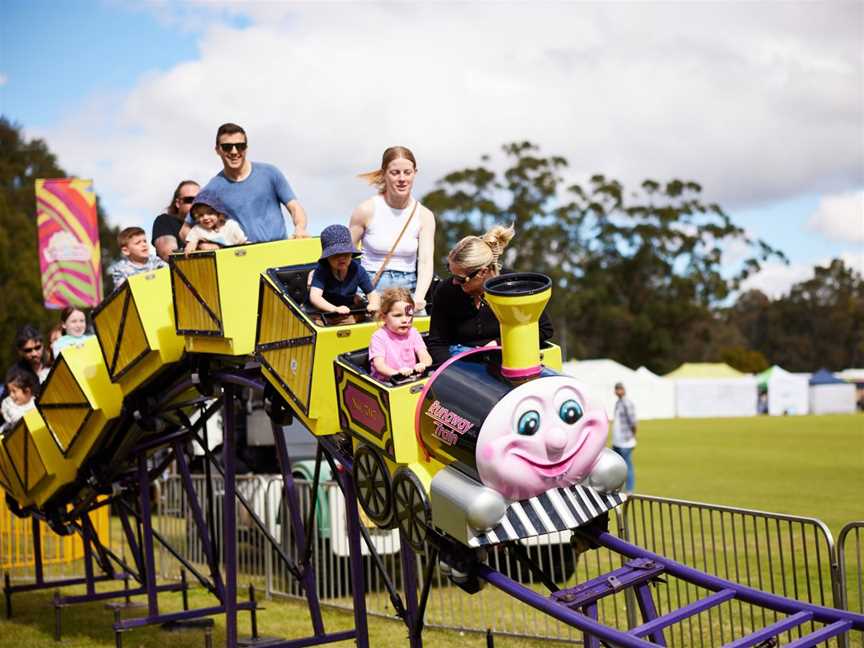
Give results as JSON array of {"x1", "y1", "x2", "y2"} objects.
[{"x1": 349, "y1": 146, "x2": 436, "y2": 311}]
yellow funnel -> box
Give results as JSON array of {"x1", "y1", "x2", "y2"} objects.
[{"x1": 484, "y1": 272, "x2": 552, "y2": 378}]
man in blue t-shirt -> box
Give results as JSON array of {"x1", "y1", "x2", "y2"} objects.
[{"x1": 201, "y1": 123, "x2": 308, "y2": 243}]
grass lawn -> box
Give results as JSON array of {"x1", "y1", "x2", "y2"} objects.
[
  {"x1": 0, "y1": 584, "x2": 573, "y2": 648},
  {"x1": 635, "y1": 413, "x2": 864, "y2": 536}
]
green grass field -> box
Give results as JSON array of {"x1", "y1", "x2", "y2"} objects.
[
  {"x1": 1, "y1": 413, "x2": 861, "y2": 647},
  {"x1": 635, "y1": 413, "x2": 863, "y2": 536}
]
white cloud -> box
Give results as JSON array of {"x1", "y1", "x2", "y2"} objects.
[
  {"x1": 741, "y1": 249, "x2": 864, "y2": 298},
  {"x1": 35, "y1": 3, "x2": 863, "y2": 241},
  {"x1": 0, "y1": 73, "x2": 7, "y2": 87},
  {"x1": 807, "y1": 190, "x2": 864, "y2": 243}
]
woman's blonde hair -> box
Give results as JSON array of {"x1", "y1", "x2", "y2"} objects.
[
  {"x1": 377, "y1": 287, "x2": 415, "y2": 322},
  {"x1": 448, "y1": 224, "x2": 515, "y2": 274},
  {"x1": 358, "y1": 146, "x2": 417, "y2": 191}
]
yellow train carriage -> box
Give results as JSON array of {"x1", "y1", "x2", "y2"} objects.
[
  {"x1": 33, "y1": 337, "x2": 123, "y2": 508},
  {"x1": 172, "y1": 239, "x2": 320, "y2": 356},
  {"x1": 92, "y1": 266, "x2": 185, "y2": 393},
  {"x1": 255, "y1": 263, "x2": 429, "y2": 438}
]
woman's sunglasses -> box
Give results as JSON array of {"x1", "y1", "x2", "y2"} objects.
[{"x1": 451, "y1": 267, "x2": 484, "y2": 285}]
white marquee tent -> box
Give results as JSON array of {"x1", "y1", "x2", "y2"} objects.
[
  {"x1": 561, "y1": 359, "x2": 676, "y2": 420},
  {"x1": 809, "y1": 369, "x2": 857, "y2": 414},
  {"x1": 666, "y1": 364, "x2": 757, "y2": 418},
  {"x1": 757, "y1": 365, "x2": 810, "y2": 416}
]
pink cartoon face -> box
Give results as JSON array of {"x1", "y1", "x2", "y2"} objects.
[{"x1": 475, "y1": 376, "x2": 609, "y2": 501}]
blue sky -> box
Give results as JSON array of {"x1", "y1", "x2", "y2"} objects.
[{"x1": 1, "y1": 1, "x2": 861, "y2": 297}]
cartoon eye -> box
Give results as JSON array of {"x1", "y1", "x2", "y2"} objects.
[
  {"x1": 516, "y1": 410, "x2": 541, "y2": 436},
  {"x1": 559, "y1": 399, "x2": 583, "y2": 425}
]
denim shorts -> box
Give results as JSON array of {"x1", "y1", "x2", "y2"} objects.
[{"x1": 374, "y1": 269, "x2": 417, "y2": 293}]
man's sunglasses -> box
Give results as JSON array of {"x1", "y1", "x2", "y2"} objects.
[
  {"x1": 20, "y1": 343, "x2": 43, "y2": 353},
  {"x1": 180, "y1": 196, "x2": 197, "y2": 204},
  {"x1": 219, "y1": 142, "x2": 248, "y2": 153},
  {"x1": 452, "y1": 267, "x2": 484, "y2": 285}
]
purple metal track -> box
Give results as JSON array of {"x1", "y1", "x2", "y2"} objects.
[{"x1": 591, "y1": 529, "x2": 864, "y2": 631}]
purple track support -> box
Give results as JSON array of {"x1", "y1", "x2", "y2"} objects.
[
  {"x1": 398, "y1": 538, "x2": 422, "y2": 648},
  {"x1": 633, "y1": 582, "x2": 666, "y2": 645},
  {"x1": 83, "y1": 516, "x2": 96, "y2": 596},
  {"x1": 32, "y1": 517, "x2": 44, "y2": 584},
  {"x1": 591, "y1": 530, "x2": 864, "y2": 632},
  {"x1": 337, "y1": 464, "x2": 370, "y2": 648},
  {"x1": 223, "y1": 383, "x2": 238, "y2": 648},
  {"x1": 583, "y1": 602, "x2": 599, "y2": 648},
  {"x1": 174, "y1": 440, "x2": 225, "y2": 600},
  {"x1": 271, "y1": 421, "x2": 325, "y2": 636},
  {"x1": 137, "y1": 453, "x2": 159, "y2": 616}
]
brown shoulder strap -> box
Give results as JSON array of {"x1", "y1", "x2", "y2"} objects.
[{"x1": 370, "y1": 200, "x2": 419, "y2": 290}]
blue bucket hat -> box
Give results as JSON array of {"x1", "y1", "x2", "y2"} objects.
[
  {"x1": 191, "y1": 189, "x2": 236, "y2": 222},
  {"x1": 319, "y1": 224, "x2": 359, "y2": 259}
]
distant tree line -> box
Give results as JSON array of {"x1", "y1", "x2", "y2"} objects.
[
  {"x1": 423, "y1": 142, "x2": 864, "y2": 374},
  {"x1": 1, "y1": 123, "x2": 860, "y2": 375}
]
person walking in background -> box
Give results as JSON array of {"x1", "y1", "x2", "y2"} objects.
[
  {"x1": 152, "y1": 180, "x2": 199, "y2": 261},
  {"x1": 612, "y1": 382, "x2": 637, "y2": 494},
  {"x1": 202, "y1": 123, "x2": 308, "y2": 242}
]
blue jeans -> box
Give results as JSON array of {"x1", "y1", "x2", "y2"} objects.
[
  {"x1": 612, "y1": 446, "x2": 635, "y2": 493},
  {"x1": 374, "y1": 269, "x2": 417, "y2": 293}
]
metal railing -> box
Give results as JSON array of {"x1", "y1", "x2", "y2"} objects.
[
  {"x1": 838, "y1": 522, "x2": 864, "y2": 616},
  {"x1": 621, "y1": 494, "x2": 846, "y2": 647}
]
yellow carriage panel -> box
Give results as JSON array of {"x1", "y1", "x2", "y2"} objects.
[
  {"x1": 93, "y1": 266, "x2": 184, "y2": 392},
  {"x1": 35, "y1": 337, "x2": 122, "y2": 504},
  {"x1": 334, "y1": 359, "x2": 428, "y2": 466},
  {"x1": 0, "y1": 431, "x2": 24, "y2": 503},
  {"x1": 172, "y1": 239, "x2": 320, "y2": 356}
]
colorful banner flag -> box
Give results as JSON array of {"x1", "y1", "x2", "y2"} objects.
[{"x1": 36, "y1": 178, "x2": 103, "y2": 309}]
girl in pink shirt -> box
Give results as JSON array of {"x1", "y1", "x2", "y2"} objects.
[{"x1": 369, "y1": 288, "x2": 432, "y2": 381}]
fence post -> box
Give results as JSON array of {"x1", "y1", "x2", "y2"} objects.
[
  {"x1": 264, "y1": 478, "x2": 274, "y2": 600},
  {"x1": 616, "y1": 501, "x2": 639, "y2": 630}
]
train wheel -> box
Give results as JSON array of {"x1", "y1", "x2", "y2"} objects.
[
  {"x1": 392, "y1": 469, "x2": 431, "y2": 552},
  {"x1": 353, "y1": 445, "x2": 393, "y2": 528}
]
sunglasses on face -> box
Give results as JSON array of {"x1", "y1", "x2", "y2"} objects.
[
  {"x1": 219, "y1": 142, "x2": 247, "y2": 153},
  {"x1": 20, "y1": 343, "x2": 43, "y2": 353},
  {"x1": 451, "y1": 267, "x2": 485, "y2": 285},
  {"x1": 180, "y1": 196, "x2": 197, "y2": 204}
]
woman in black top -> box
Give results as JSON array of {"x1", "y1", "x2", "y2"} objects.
[
  {"x1": 427, "y1": 225, "x2": 553, "y2": 365},
  {"x1": 151, "y1": 180, "x2": 199, "y2": 261}
]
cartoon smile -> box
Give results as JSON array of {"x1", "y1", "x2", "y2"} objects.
[{"x1": 508, "y1": 429, "x2": 590, "y2": 478}]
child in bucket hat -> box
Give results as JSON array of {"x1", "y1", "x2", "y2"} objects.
[
  {"x1": 184, "y1": 190, "x2": 248, "y2": 254},
  {"x1": 309, "y1": 224, "x2": 380, "y2": 323}
]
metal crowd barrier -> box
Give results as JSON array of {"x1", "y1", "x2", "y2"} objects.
[
  {"x1": 0, "y1": 491, "x2": 111, "y2": 576},
  {"x1": 149, "y1": 476, "x2": 863, "y2": 646},
  {"x1": 838, "y1": 522, "x2": 864, "y2": 617},
  {"x1": 621, "y1": 495, "x2": 848, "y2": 647}
]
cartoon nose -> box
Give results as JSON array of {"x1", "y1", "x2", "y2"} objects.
[{"x1": 545, "y1": 426, "x2": 568, "y2": 456}]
